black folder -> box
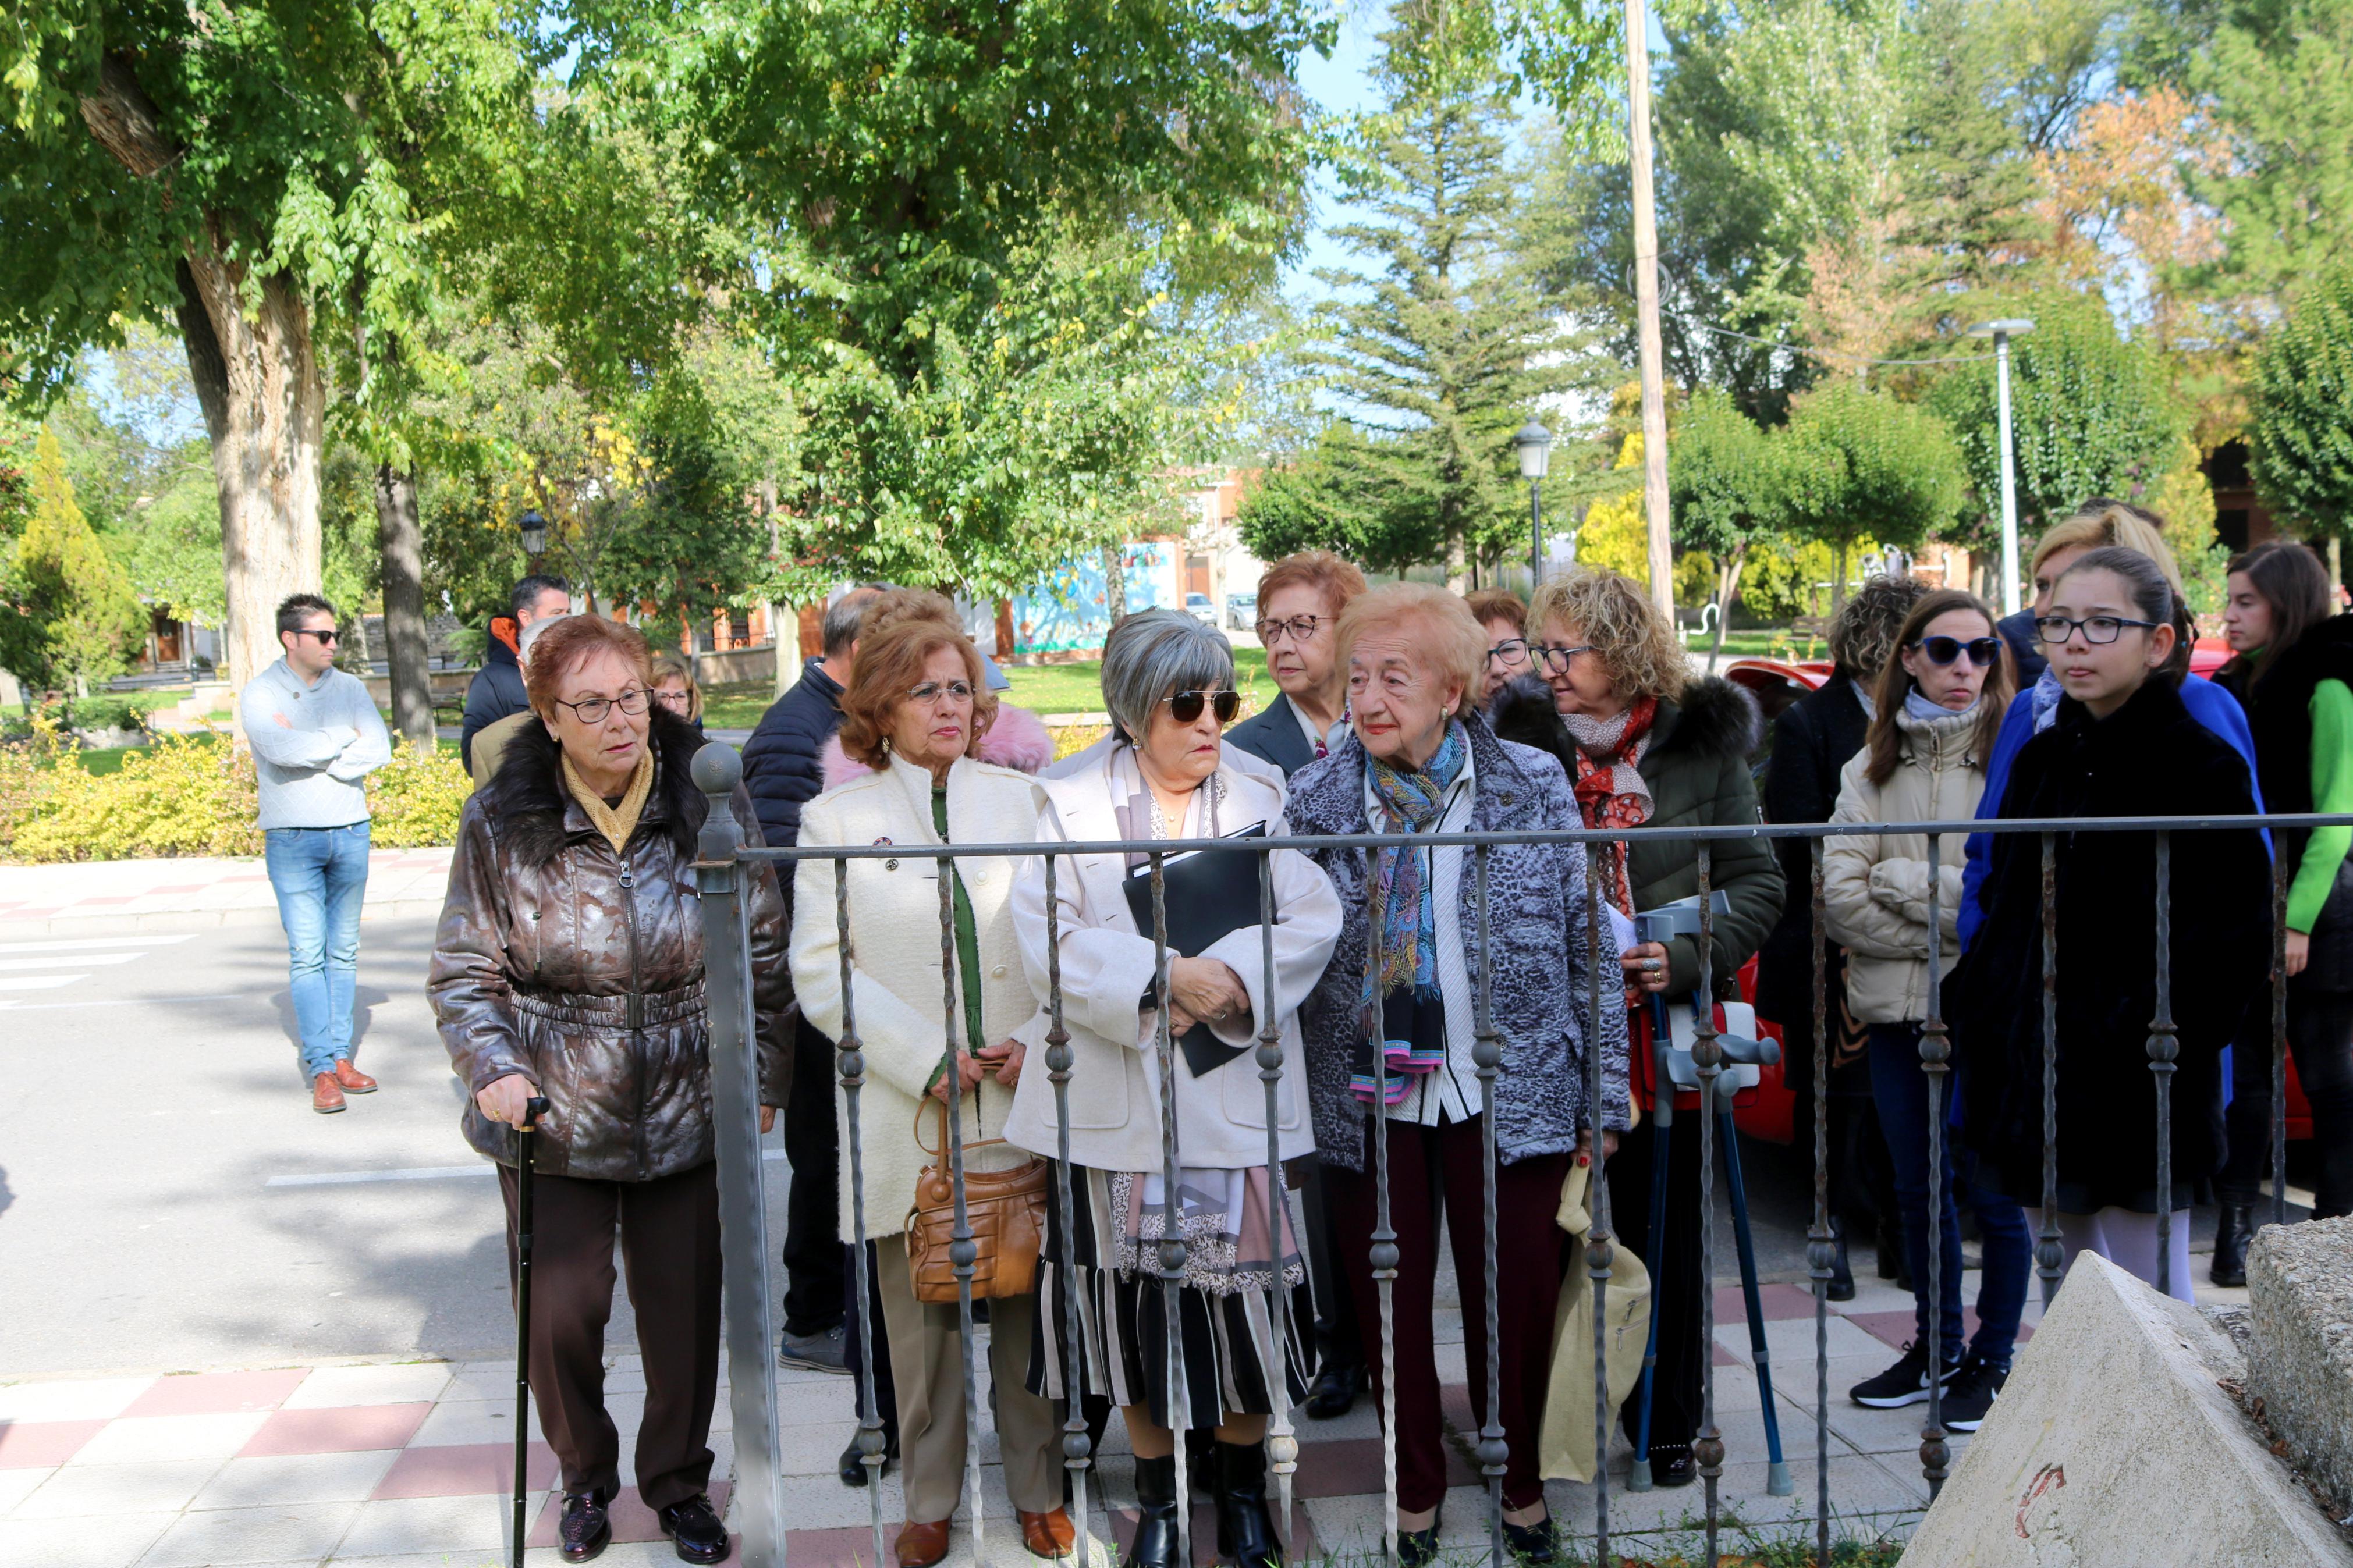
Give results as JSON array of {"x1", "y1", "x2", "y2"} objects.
[{"x1": 1122, "y1": 823, "x2": 1267, "y2": 1076}]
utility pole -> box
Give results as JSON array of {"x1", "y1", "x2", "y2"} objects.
[{"x1": 1625, "y1": 0, "x2": 1674, "y2": 620}]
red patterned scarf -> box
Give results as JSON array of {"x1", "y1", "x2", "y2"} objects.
[{"x1": 1564, "y1": 694, "x2": 1658, "y2": 915}]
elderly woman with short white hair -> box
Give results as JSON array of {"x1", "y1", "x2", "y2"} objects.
[
  {"x1": 1005, "y1": 608, "x2": 1341, "y2": 1568},
  {"x1": 1286, "y1": 582, "x2": 1628, "y2": 1567}
]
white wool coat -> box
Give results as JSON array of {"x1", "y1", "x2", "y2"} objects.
[
  {"x1": 1822, "y1": 705, "x2": 1984, "y2": 1025},
  {"x1": 790, "y1": 753, "x2": 1049, "y2": 1239},
  {"x1": 1000, "y1": 744, "x2": 1342, "y2": 1172}
]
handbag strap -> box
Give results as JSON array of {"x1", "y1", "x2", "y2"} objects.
[{"x1": 913, "y1": 1093, "x2": 1013, "y2": 1160}]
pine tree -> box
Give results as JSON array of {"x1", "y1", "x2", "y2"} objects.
[{"x1": 6, "y1": 428, "x2": 145, "y2": 696}]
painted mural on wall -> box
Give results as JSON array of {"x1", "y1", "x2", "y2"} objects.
[{"x1": 1010, "y1": 540, "x2": 1179, "y2": 653}]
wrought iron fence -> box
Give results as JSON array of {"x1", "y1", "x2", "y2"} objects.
[{"x1": 683, "y1": 741, "x2": 2336, "y2": 1568}]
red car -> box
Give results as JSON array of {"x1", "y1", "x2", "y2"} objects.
[{"x1": 1718, "y1": 645, "x2": 2310, "y2": 1144}]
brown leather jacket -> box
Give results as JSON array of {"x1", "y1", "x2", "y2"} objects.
[{"x1": 428, "y1": 710, "x2": 793, "y2": 1181}]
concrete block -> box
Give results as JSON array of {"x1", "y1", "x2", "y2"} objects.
[
  {"x1": 1904, "y1": 1253, "x2": 2352, "y2": 1567},
  {"x1": 2247, "y1": 1215, "x2": 2353, "y2": 1513}
]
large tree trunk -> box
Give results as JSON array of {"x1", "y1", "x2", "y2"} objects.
[
  {"x1": 84, "y1": 58, "x2": 322, "y2": 701},
  {"x1": 374, "y1": 464, "x2": 435, "y2": 752},
  {"x1": 1102, "y1": 544, "x2": 1128, "y2": 628},
  {"x1": 1443, "y1": 518, "x2": 1467, "y2": 595}
]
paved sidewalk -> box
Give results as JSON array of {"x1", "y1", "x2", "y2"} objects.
[
  {"x1": 0, "y1": 849, "x2": 454, "y2": 935},
  {"x1": 0, "y1": 1271, "x2": 2000, "y2": 1568}
]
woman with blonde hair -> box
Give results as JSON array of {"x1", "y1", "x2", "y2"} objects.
[
  {"x1": 648, "y1": 649, "x2": 705, "y2": 730},
  {"x1": 1290, "y1": 582, "x2": 1626, "y2": 1562},
  {"x1": 1490, "y1": 564, "x2": 1781, "y2": 1491},
  {"x1": 787, "y1": 616, "x2": 1071, "y2": 1567},
  {"x1": 1959, "y1": 499, "x2": 2263, "y2": 949}
]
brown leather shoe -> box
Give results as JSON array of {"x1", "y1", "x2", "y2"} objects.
[
  {"x1": 1020, "y1": 1506, "x2": 1075, "y2": 1559},
  {"x1": 332, "y1": 1059, "x2": 378, "y2": 1093},
  {"x1": 893, "y1": 1519, "x2": 950, "y2": 1568},
  {"x1": 311, "y1": 1073, "x2": 346, "y2": 1114}
]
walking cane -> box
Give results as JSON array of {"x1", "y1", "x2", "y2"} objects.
[{"x1": 513, "y1": 1094, "x2": 551, "y2": 1568}]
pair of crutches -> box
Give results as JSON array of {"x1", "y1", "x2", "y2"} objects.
[
  {"x1": 1623, "y1": 899, "x2": 1793, "y2": 1497},
  {"x1": 511, "y1": 1096, "x2": 551, "y2": 1568}
]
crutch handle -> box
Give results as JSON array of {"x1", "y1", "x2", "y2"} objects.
[{"x1": 521, "y1": 1096, "x2": 550, "y2": 1132}]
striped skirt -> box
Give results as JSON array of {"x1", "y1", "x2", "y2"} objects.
[{"x1": 1028, "y1": 1164, "x2": 1315, "y2": 1431}]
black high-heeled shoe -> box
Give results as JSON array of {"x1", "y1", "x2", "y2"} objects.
[
  {"x1": 1125, "y1": 1452, "x2": 1181, "y2": 1568},
  {"x1": 1397, "y1": 1507, "x2": 1443, "y2": 1568},
  {"x1": 1503, "y1": 1514, "x2": 1561, "y2": 1563},
  {"x1": 1829, "y1": 1214, "x2": 1856, "y2": 1303},
  {"x1": 1213, "y1": 1440, "x2": 1283, "y2": 1568}
]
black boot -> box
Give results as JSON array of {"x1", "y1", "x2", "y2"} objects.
[
  {"x1": 2212, "y1": 1202, "x2": 2255, "y2": 1288},
  {"x1": 1126, "y1": 1452, "x2": 1180, "y2": 1568},
  {"x1": 1829, "y1": 1215, "x2": 1856, "y2": 1303},
  {"x1": 1214, "y1": 1441, "x2": 1282, "y2": 1568}
]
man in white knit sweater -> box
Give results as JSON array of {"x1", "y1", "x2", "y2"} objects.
[{"x1": 237, "y1": 593, "x2": 394, "y2": 1114}]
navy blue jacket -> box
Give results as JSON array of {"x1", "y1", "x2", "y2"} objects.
[
  {"x1": 460, "y1": 632, "x2": 528, "y2": 773},
  {"x1": 740, "y1": 658, "x2": 845, "y2": 852}
]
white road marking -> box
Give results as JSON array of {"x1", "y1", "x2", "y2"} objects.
[
  {"x1": 0, "y1": 973, "x2": 83, "y2": 990},
  {"x1": 0, "y1": 952, "x2": 141, "y2": 971},
  {"x1": 0, "y1": 934, "x2": 196, "y2": 955},
  {"x1": 0, "y1": 992, "x2": 243, "y2": 1012},
  {"x1": 268, "y1": 1147, "x2": 789, "y2": 1187}
]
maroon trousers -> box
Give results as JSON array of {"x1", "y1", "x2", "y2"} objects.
[
  {"x1": 1326, "y1": 1116, "x2": 1568, "y2": 1513},
  {"x1": 499, "y1": 1160, "x2": 722, "y2": 1510}
]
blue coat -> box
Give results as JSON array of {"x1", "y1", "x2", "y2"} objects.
[{"x1": 1960, "y1": 671, "x2": 2262, "y2": 949}]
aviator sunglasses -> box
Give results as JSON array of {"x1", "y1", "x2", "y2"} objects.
[
  {"x1": 1161, "y1": 689, "x2": 1242, "y2": 724},
  {"x1": 1911, "y1": 634, "x2": 2001, "y2": 668}
]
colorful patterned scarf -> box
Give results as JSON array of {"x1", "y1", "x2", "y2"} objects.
[
  {"x1": 1354, "y1": 722, "x2": 1467, "y2": 1102},
  {"x1": 1563, "y1": 694, "x2": 1658, "y2": 915}
]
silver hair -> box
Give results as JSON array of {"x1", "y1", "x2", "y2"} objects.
[
  {"x1": 1101, "y1": 609, "x2": 1235, "y2": 742},
  {"x1": 821, "y1": 582, "x2": 894, "y2": 657},
  {"x1": 516, "y1": 610, "x2": 573, "y2": 669}
]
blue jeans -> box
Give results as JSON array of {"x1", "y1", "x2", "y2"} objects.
[
  {"x1": 265, "y1": 823, "x2": 371, "y2": 1077},
  {"x1": 1867, "y1": 1021, "x2": 2032, "y2": 1369}
]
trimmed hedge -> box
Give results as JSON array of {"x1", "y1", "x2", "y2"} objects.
[{"x1": 0, "y1": 721, "x2": 475, "y2": 862}]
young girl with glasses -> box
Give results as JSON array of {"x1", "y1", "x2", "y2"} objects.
[
  {"x1": 1822, "y1": 589, "x2": 2026, "y2": 1431},
  {"x1": 1947, "y1": 549, "x2": 2272, "y2": 1304}
]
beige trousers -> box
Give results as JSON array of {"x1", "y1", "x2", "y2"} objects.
[{"x1": 875, "y1": 1242, "x2": 1062, "y2": 1523}]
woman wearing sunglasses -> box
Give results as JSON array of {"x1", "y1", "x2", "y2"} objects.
[
  {"x1": 1005, "y1": 608, "x2": 1340, "y2": 1568},
  {"x1": 1949, "y1": 549, "x2": 2270, "y2": 1303},
  {"x1": 1822, "y1": 590, "x2": 2028, "y2": 1432}
]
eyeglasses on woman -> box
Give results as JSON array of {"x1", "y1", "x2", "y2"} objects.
[
  {"x1": 1160, "y1": 689, "x2": 1241, "y2": 724},
  {"x1": 908, "y1": 680, "x2": 976, "y2": 704},
  {"x1": 551, "y1": 688, "x2": 652, "y2": 724},
  {"x1": 1254, "y1": 615, "x2": 1326, "y2": 645},
  {"x1": 1912, "y1": 635, "x2": 2002, "y2": 667},
  {"x1": 2032, "y1": 614, "x2": 2159, "y2": 645}
]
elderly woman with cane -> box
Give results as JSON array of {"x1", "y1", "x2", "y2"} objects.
[
  {"x1": 1005, "y1": 608, "x2": 1340, "y2": 1568},
  {"x1": 431, "y1": 613, "x2": 792, "y2": 1565},
  {"x1": 1287, "y1": 582, "x2": 1628, "y2": 1566},
  {"x1": 789, "y1": 614, "x2": 1072, "y2": 1568}
]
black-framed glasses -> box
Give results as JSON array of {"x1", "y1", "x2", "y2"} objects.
[
  {"x1": 1254, "y1": 615, "x2": 1326, "y2": 645},
  {"x1": 1162, "y1": 689, "x2": 1242, "y2": 724},
  {"x1": 1531, "y1": 642, "x2": 1595, "y2": 675},
  {"x1": 2033, "y1": 614, "x2": 2160, "y2": 646},
  {"x1": 292, "y1": 627, "x2": 339, "y2": 645},
  {"x1": 1914, "y1": 635, "x2": 2002, "y2": 667},
  {"x1": 1486, "y1": 637, "x2": 1532, "y2": 667},
  {"x1": 551, "y1": 688, "x2": 652, "y2": 724},
  {"x1": 909, "y1": 680, "x2": 975, "y2": 703},
  {"x1": 651, "y1": 687, "x2": 694, "y2": 711}
]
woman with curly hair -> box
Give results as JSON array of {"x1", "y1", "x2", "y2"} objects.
[{"x1": 1490, "y1": 565, "x2": 1783, "y2": 1489}]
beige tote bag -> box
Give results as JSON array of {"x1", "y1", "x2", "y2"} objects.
[{"x1": 1538, "y1": 1157, "x2": 1652, "y2": 1482}]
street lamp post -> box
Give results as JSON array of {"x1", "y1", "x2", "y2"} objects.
[
  {"x1": 1965, "y1": 318, "x2": 2035, "y2": 616},
  {"x1": 1516, "y1": 418, "x2": 1554, "y2": 590}
]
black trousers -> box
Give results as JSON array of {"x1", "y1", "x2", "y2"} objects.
[
  {"x1": 1606, "y1": 1115, "x2": 1705, "y2": 1454},
  {"x1": 1298, "y1": 1161, "x2": 1362, "y2": 1375},
  {"x1": 501, "y1": 1162, "x2": 720, "y2": 1510},
  {"x1": 2218, "y1": 980, "x2": 2353, "y2": 1218},
  {"x1": 781, "y1": 1014, "x2": 846, "y2": 1334}
]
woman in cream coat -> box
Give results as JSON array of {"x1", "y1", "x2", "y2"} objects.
[
  {"x1": 1005, "y1": 609, "x2": 1340, "y2": 1568},
  {"x1": 787, "y1": 617, "x2": 1069, "y2": 1568},
  {"x1": 1822, "y1": 587, "x2": 2029, "y2": 1431}
]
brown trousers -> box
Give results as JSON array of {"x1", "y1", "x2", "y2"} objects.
[
  {"x1": 1326, "y1": 1117, "x2": 1568, "y2": 1513},
  {"x1": 500, "y1": 1160, "x2": 722, "y2": 1510}
]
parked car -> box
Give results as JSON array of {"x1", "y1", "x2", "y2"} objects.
[
  {"x1": 1718, "y1": 642, "x2": 2313, "y2": 1143},
  {"x1": 1227, "y1": 592, "x2": 1257, "y2": 631},
  {"x1": 1183, "y1": 592, "x2": 1218, "y2": 625}
]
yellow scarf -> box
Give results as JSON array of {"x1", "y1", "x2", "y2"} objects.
[{"x1": 562, "y1": 749, "x2": 655, "y2": 855}]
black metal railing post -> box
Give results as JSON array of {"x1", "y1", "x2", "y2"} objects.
[
  {"x1": 1255, "y1": 851, "x2": 1298, "y2": 1548},
  {"x1": 2150, "y1": 832, "x2": 2178, "y2": 1297},
  {"x1": 1471, "y1": 845, "x2": 1507, "y2": 1568},
  {"x1": 1585, "y1": 845, "x2": 1614, "y2": 1568},
  {"x1": 2037, "y1": 833, "x2": 2064, "y2": 1307},
  {"x1": 2272, "y1": 845, "x2": 2291, "y2": 1228},
  {"x1": 1041, "y1": 852, "x2": 1094, "y2": 1558},
  {"x1": 934, "y1": 849, "x2": 986, "y2": 1548},
  {"x1": 1919, "y1": 831, "x2": 1950, "y2": 1499},
  {"x1": 1808, "y1": 837, "x2": 1832, "y2": 1562},
  {"x1": 1147, "y1": 851, "x2": 1193, "y2": 1560},
  {"x1": 1692, "y1": 847, "x2": 1723, "y2": 1561}
]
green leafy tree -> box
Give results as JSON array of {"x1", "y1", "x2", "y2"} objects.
[
  {"x1": 5, "y1": 429, "x2": 147, "y2": 695},
  {"x1": 2190, "y1": 0, "x2": 2353, "y2": 306},
  {"x1": 1311, "y1": 0, "x2": 1584, "y2": 588},
  {"x1": 1925, "y1": 291, "x2": 2187, "y2": 548},
  {"x1": 0, "y1": 0, "x2": 537, "y2": 693},
  {"x1": 1237, "y1": 424, "x2": 1433, "y2": 577},
  {"x1": 1667, "y1": 391, "x2": 1782, "y2": 657},
  {"x1": 2251, "y1": 261, "x2": 2353, "y2": 542},
  {"x1": 1780, "y1": 380, "x2": 1967, "y2": 609}
]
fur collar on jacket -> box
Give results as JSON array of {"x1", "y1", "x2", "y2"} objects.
[
  {"x1": 477, "y1": 708, "x2": 709, "y2": 869},
  {"x1": 1487, "y1": 671, "x2": 1763, "y2": 768},
  {"x1": 817, "y1": 703, "x2": 1055, "y2": 789}
]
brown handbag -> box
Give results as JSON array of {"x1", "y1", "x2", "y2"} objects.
[{"x1": 904, "y1": 1099, "x2": 1050, "y2": 1304}]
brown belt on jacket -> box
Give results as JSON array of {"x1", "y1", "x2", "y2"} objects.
[{"x1": 511, "y1": 979, "x2": 707, "y2": 1032}]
